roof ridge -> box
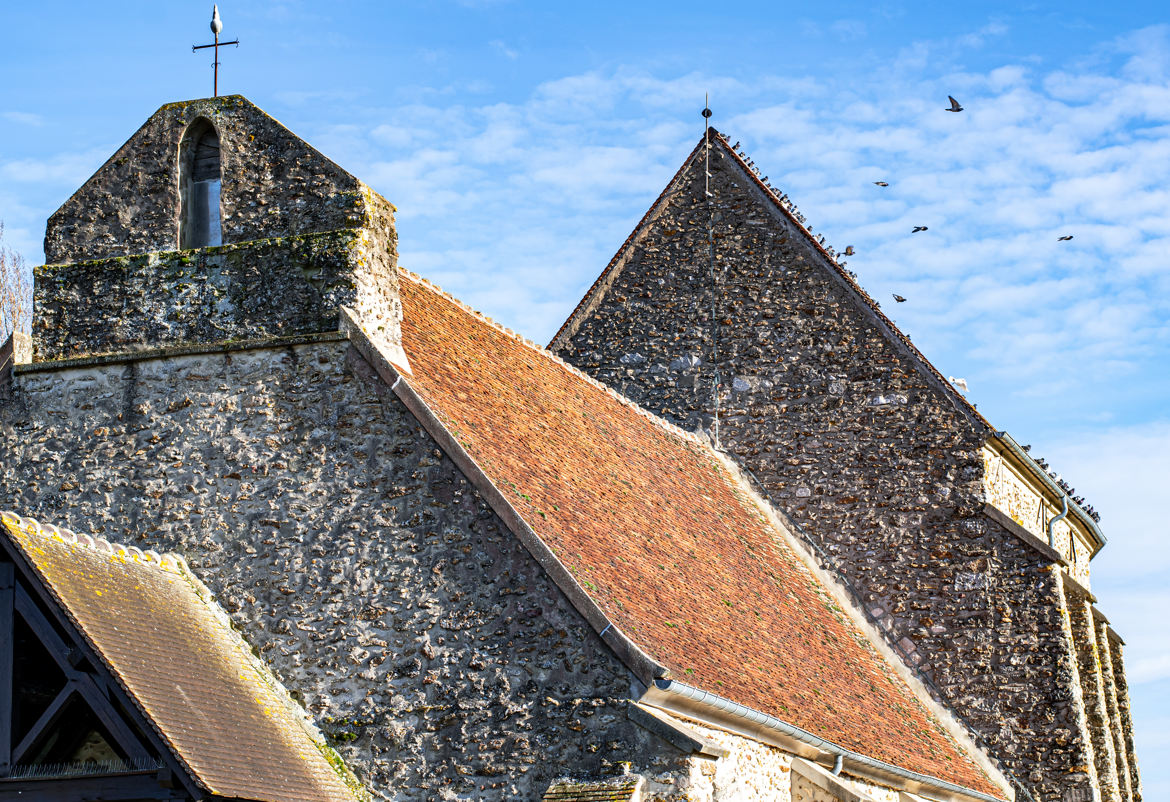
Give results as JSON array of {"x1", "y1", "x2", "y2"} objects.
[
  {"x1": 398, "y1": 269, "x2": 706, "y2": 447},
  {"x1": 0, "y1": 511, "x2": 185, "y2": 574},
  {"x1": 708, "y1": 131, "x2": 994, "y2": 431}
]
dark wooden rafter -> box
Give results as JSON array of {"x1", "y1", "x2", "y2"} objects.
[
  {"x1": 0, "y1": 564, "x2": 12, "y2": 774},
  {"x1": 12, "y1": 586, "x2": 152, "y2": 765},
  {"x1": 10, "y1": 682, "x2": 76, "y2": 766}
]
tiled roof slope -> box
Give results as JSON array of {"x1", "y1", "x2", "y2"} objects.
[
  {"x1": 396, "y1": 274, "x2": 1003, "y2": 798},
  {"x1": 0, "y1": 512, "x2": 363, "y2": 802}
]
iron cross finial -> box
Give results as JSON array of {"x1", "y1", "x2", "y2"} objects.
[{"x1": 193, "y1": 4, "x2": 240, "y2": 97}]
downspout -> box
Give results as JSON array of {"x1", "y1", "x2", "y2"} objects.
[
  {"x1": 1048, "y1": 495, "x2": 1069, "y2": 551},
  {"x1": 650, "y1": 679, "x2": 1008, "y2": 802}
]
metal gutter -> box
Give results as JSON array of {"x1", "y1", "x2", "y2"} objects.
[
  {"x1": 644, "y1": 679, "x2": 1010, "y2": 802},
  {"x1": 990, "y1": 431, "x2": 1106, "y2": 556},
  {"x1": 1048, "y1": 495, "x2": 1069, "y2": 550}
]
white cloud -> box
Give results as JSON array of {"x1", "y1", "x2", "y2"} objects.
[
  {"x1": 1, "y1": 148, "x2": 111, "y2": 186},
  {"x1": 489, "y1": 39, "x2": 519, "y2": 60},
  {"x1": 2, "y1": 111, "x2": 42, "y2": 126}
]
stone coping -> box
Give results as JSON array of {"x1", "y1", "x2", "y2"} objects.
[{"x1": 15, "y1": 331, "x2": 346, "y2": 375}]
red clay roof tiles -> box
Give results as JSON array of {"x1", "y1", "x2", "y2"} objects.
[{"x1": 397, "y1": 273, "x2": 1003, "y2": 799}]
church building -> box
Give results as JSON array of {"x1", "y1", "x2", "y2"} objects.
[{"x1": 0, "y1": 95, "x2": 1138, "y2": 802}]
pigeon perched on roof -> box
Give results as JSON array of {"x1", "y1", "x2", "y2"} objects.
[
  {"x1": 946, "y1": 96, "x2": 963, "y2": 112},
  {"x1": 893, "y1": 294, "x2": 907, "y2": 303},
  {"x1": 948, "y1": 376, "x2": 969, "y2": 393},
  {"x1": 844, "y1": 245, "x2": 855, "y2": 256},
  {"x1": 874, "y1": 181, "x2": 889, "y2": 187},
  {"x1": 1058, "y1": 235, "x2": 1074, "y2": 241},
  {"x1": 912, "y1": 226, "x2": 928, "y2": 233}
]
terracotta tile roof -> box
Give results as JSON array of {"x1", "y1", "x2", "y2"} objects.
[
  {"x1": 543, "y1": 775, "x2": 643, "y2": 801},
  {"x1": 396, "y1": 273, "x2": 1004, "y2": 799},
  {"x1": 0, "y1": 512, "x2": 364, "y2": 802}
]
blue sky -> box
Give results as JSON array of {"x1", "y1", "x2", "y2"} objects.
[{"x1": 2, "y1": 1, "x2": 1168, "y2": 794}]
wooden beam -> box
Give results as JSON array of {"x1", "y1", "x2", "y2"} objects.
[
  {"x1": 13, "y1": 589, "x2": 151, "y2": 764},
  {"x1": 0, "y1": 768, "x2": 188, "y2": 800},
  {"x1": 10, "y1": 682, "x2": 75, "y2": 766},
  {"x1": 0, "y1": 563, "x2": 12, "y2": 775}
]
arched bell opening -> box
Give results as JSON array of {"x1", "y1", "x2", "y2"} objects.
[{"x1": 178, "y1": 118, "x2": 222, "y2": 249}]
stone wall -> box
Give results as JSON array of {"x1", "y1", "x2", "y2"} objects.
[
  {"x1": 34, "y1": 232, "x2": 359, "y2": 360},
  {"x1": 1105, "y1": 632, "x2": 1143, "y2": 800},
  {"x1": 0, "y1": 340, "x2": 692, "y2": 800},
  {"x1": 553, "y1": 136, "x2": 1100, "y2": 800},
  {"x1": 1067, "y1": 591, "x2": 1120, "y2": 801},
  {"x1": 34, "y1": 180, "x2": 400, "y2": 364},
  {"x1": 632, "y1": 714, "x2": 902, "y2": 802},
  {"x1": 45, "y1": 96, "x2": 365, "y2": 264}
]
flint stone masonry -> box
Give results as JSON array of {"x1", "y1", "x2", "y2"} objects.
[
  {"x1": 553, "y1": 133, "x2": 1114, "y2": 801},
  {"x1": 631, "y1": 714, "x2": 903, "y2": 802},
  {"x1": 45, "y1": 96, "x2": 369, "y2": 264},
  {"x1": 1067, "y1": 593, "x2": 1122, "y2": 802},
  {"x1": 0, "y1": 340, "x2": 695, "y2": 800},
  {"x1": 1105, "y1": 630, "x2": 1142, "y2": 799}
]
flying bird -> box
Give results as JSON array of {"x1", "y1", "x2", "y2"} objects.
[
  {"x1": 1058, "y1": 235, "x2": 1074, "y2": 241},
  {"x1": 946, "y1": 96, "x2": 963, "y2": 112},
  {"x1": 874, "y1": 181, "x2": 889, "y2": 187},
  {"x1": 844, "y1": 245, "x2": 856, "y2": 256},
  {"x1": 912, "y1": 226, "x2": 928, "y2": 233},
  {"x1": 948, "y1": 376, "x2": 969, "y2": 393},
  {"x1": 893, "y1": 294, "x2": 907, "y2": 303}
]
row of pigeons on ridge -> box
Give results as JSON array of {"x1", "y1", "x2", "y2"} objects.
[
  {"x1": 722, "y1": 97, "x2": 1100, "y2": 525},
  {"x1": 726, "y1": 95, "x2": 1075, "y2": 307}
]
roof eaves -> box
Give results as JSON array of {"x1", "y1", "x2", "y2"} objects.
[{"x1": 643, "y1": 679, "x2": 1008, "y2": 802}]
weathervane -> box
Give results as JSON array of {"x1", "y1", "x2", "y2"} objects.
[{"x1": 192, "y1": 5, "x2": 239, "y2": 97}]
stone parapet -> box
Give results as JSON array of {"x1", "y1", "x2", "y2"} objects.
[
  {"x1": 33, "y1": 181, "x2": 399, "y2": 363},
  {"x1": 34, "y1": 231, "x2": 359, "y2": 360}
]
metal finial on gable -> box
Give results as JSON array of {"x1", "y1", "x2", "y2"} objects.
[
  {"x1": 702, "y1": 92, "x2": 721, "y2": 449},
  {"x1": 193, "y1": 4, "x2": 240, "y2": 98}
]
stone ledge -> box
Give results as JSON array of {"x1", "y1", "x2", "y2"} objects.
[
  {"x1": 14, "y1": 331, "x2": 346, "y2": 375},
  {"x1": 1060, "y1": 568, "x2": 1097, "y2": 605},
  {"x1": 626, "y1": 702, "x2": 728, "y2": 758},
  {"x1": 982, "y1": 502, "x2": 1067, "y2": 566}
]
